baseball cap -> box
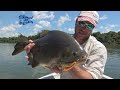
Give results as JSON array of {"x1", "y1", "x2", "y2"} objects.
[{"x1": 77, "y1": 11, "x2": 99, "y2": 27}]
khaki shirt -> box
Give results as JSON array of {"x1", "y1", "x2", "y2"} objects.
[
  {"x1": 82, "y1": 35, "x2": 107, "y2": 79},
  {"x1": 61, "y1": 35, "x2": 107, "y2": 79}
]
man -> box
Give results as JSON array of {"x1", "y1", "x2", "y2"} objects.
[{"x1": 24, "y1": 11, "x2": 107, "y2": 79}]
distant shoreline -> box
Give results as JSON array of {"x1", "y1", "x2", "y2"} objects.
[
  {"x1": 0, "y1": 30, "x2": 120, "y2": 46},
  {"x1": 0, "y1": 42, "x2": 120, "y2": 49}
]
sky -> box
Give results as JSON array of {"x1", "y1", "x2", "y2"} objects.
[{"x1": 0, "y1": 11, "x2": 120, "y2": 38}]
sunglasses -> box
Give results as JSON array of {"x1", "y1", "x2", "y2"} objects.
[{"x1": 76, "y1": 21, "x2": 94, "y2": 31}]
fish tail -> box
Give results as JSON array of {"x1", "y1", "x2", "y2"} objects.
[{"x1": 12, "y1": 41, "x2": 29, "y2": 56}]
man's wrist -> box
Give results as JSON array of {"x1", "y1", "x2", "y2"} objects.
[{"x1": 67, "y1": 65, "x2": 85, "y2": 73}]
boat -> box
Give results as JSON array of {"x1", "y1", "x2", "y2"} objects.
[{"x1": 38, "y1": 72, "x2": 113, "y2": 79}]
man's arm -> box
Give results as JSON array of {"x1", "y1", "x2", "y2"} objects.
[
  {"x1": 45, "y1": 47, "x2": 107, "y2": 79},
  {"x1": 68, "y1": 65, "x2": 93, "y2": 79},
  {"x1": 68, "y1": 45, "x2": 107, "y2": 79},
  {"x1": 24, "y1": 41, "x2": 107, "y2": 79}
]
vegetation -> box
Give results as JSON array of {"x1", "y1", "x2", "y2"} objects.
[
  {"x1": 0, "y1": 30, "x2": 50, "y2": 43},
  {"x1": 0, "y1": 30, "x2": 120, "y2": 46},
  {"x1": 92, "y1": 31, "x2": 120, "y2": 45}
]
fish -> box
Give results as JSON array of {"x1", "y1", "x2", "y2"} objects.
[{"x1": 12, "y1": 30, "x2": 87, "y2": 71}]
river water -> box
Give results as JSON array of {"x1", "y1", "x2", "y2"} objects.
[{"x1": 0, "y1": 43, "x2": 120, "y2": 79}]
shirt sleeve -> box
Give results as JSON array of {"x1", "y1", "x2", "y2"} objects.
[{"x1": 83, "y1": 46, "x2": 107, "y2": 79}]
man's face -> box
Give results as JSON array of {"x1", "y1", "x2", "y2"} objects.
[{"x1": 75, "y1": 20, "x2": 94, "y2": 42}]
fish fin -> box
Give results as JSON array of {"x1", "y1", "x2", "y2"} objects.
[
  {"x1": 27, "y1": 52, "x2": 33, "y2": 65},
  {"x1": 31, "y1": 60, "x2": 39, "y2": 68},
  {"x1": 28, "y1": 62, "x2": 32, "y2": 65},
  {"x1": 12, "y1": 41, "x2": 29, "y2": 55}
]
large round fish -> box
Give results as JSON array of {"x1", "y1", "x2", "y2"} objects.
[{"x1": 12, "y1": 30, "x2": 87, "y2": 71}]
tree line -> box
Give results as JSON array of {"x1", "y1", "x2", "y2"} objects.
[
  {"x1": 0, "y1": 30, "x2": 120, "y2": 45},
  {"x1": 0, "y1": 30, "x2": 50, "y2": 43},
  {"x1": 92, "y1": 31, "x2": 120, "y2": 45}
]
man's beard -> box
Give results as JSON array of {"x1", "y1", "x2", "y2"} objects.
[{"x1": 74, "y1": 33, "x2": 89, "y2": 45}]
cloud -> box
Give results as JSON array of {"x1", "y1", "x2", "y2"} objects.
[
  {"x1": 107, "y1": 24, "x2": 119, "y2": 28},
  {"x1": 115, "y1": 29, "x2": 120, "y2": 32},
  {"x1": 21, "y1": 11, "x2": 25, "y2": 14},
  {"x1": 100, "y1": 26, "x2": 104, "y2": 29},
  {"x1": 104, "y1": 27, "x2": 112, "y2": 33},
  {"x1": 67, "y1": 28, "x2": 74, "y2": 34},
  {"x1": 29, "y1": 30, "x2": 41, "y2": 36},
  {"x1": 68, "y1": 28, "x2": 74, "y2": 32},
  {"x1": 93, "y1": 28, "x2": 98, "y2": 33},
  {"x1": 0, "y1": 23, "x2": 22, "y2": 37},
  {"x1": 100, "y1": 15, "x2": 108, "y2": 20},
  {"x1": 33, "y1": 24, "x2": 42, "y2": 30},
  {"x1": 56, "y1": 28, "x2": 63, "y2": 31},
  {"x1": 74, "y1": 17, "x2": 77, "y2": 21},
  {"x1": 98, "y1": 26, "x2": 113, "y2": 33},
  {"x1": 97, "y1": 23, "x2": 120, "y2": 33},
  {"x1": 33, "y1": 20, "x2": 51, "y2": 30},
  {"x1": 32, "y1": 11, "x2": 55, "y2": 20},
  {"x1": 103, "y1": 24, "x2": 120, "y2": 33},
  {"x1": 38, "y1": 21, "x2": 51, "y2": 27},
  {"x1": 57, "y1": 14, "x2": 71, "y2": 27}
]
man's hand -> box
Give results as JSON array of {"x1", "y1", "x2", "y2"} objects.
[
  {"x1": 47, "y1": 63, "x2": 77, "y2": 74},
  {"x1": 24, "y1": 40, "x2": 35, "y2": 59}
]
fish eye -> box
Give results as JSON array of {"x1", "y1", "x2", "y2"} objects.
[
  {"x1": 62, "y1": 53, "x2": 65, "y2": 57},
  {"x1": 81, "y1": 55, "x2": 87, "y2": 60},
  {"x1": 73, "y1": 52, "x2": 77, "y2": 56},
  {"x1": 81, "y1": 56, "x2": 84, "y2": 59},
  {"x1": 73, "y1": 52, "x2": 76, "y2": 56}
]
